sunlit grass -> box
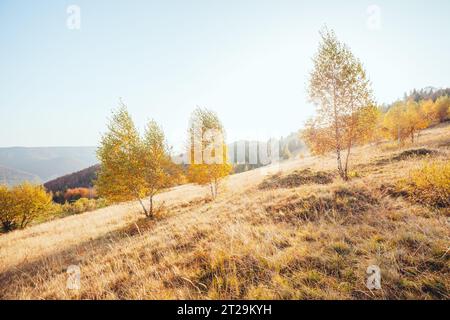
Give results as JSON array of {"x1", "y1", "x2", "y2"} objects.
[{"x1": 0, "y1": 123, "x2": 449, "y2": 300}]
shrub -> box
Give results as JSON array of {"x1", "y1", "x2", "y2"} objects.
[
  {"x1": 64, "y1": 188, "x2": 97, "y2": 203},
  {"x1": 398, "y1": 160, "x2": 450, "y2": 208},
  {"x1": 0, "y1": 185, "x2": 15, "y2": 231},
  {"x1": 62, "y1": 198, "x2": 109, "y2": 215},
  {"x1": 0, "y1": 183, "x2": 53, "y2": 232},
  {"x1": 95, "y1": 198, "x2": 109, "y2": 209}
]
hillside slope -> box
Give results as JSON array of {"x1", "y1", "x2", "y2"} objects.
[
  {"x1": 0, "y1": 147, "x2": 97, "y2": 185},
  {"x1": 44, "y1": 164, "x2": 100, "y2": 194},
  {"x1": 0, "y1": 165, "x2": 40, "y2": 186},
  {"x1": 0, "y1": 124, "x2": 449, "y2": 299}
]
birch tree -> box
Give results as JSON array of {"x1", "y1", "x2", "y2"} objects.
[
  {"x1": 304, "y1": 28, "x2": 374, "y2": 180},
  {"x1": 96, "y1": 102, "x2": 178, "y2": 217},
  {"x1": 187, "y1": 107, "x2": 231, "y2": 199}
]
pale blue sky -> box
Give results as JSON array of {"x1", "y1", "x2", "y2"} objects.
[{"x1": 1, "y1": 0, "x2": 449, "y2": 152}]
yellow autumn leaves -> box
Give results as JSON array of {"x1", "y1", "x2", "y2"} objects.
[
  {"x1": 303, "y1": 28, "x2": 450, "y2": 180},
  {"x1": 0, "y1": 183, "x2": 53, "y2": 231},
  {"x1": 96, "y1": 105, "x2": 231, "y2": 216}
]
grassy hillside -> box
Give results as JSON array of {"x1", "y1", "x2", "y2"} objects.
[{"x1": 0, "y1": 124, "x2": 448, "y2": 300}]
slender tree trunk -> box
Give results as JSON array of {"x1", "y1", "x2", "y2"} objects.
[
  {"x1": 334, "y1": 129, "x2": 345, "y2": 179},
  {"x1": 149, "y1": 195, "x2": 153, "y2": 218},
  {"x1": 137, "y1": 197, "x2": 149, "y2": 216},
  {"x1": 343, "y1": 101, "x2": 357, "y2": 181},
  {"x1": 214, "y1": 178, "x2": 218, "y2": 198},
  {"x1": 344, "y1": 140, "x2": 352, "y2": 180},
  {"x1": 20, "y1": 214, "x2": 28, "y2": 229},
  {"x1": 334, "y1": 135, "x2": 345, "y2": 179},
  {"x1": 210, "y1": 183, "x2": 215, "y2": 199},
  {"x1": 134, "y1": 189, "x2": 149, "y2": 216},
  {"x1": 332, "y1": 85, "x2": 345, "y2": 180}
]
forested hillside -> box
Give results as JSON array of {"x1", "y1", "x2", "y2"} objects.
[{"x1": 44, "y1": 165, "x2": 100, "y2": 194}]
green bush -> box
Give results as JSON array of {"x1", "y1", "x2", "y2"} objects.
[{"x1": 62, "y1": 198, "x2": 109, "y2": 215}]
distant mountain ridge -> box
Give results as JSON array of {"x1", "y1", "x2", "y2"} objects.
[
  {"x1": 173, "y1": 132, "x2": 307, "y2": 166},
  {"x1": 42, "y1": 132, "x2": 307, "y2": 193},
  {"x1": 0, "y1": 165, "x2": 40, "y2": 186},
  {"x1": 1, "y1": 133, "x2": 307, "y2": 188},
  {"x1": 0, "y1": 147, "x2": 97, "y2": 186}
]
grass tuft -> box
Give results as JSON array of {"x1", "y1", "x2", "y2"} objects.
[
  {"x1": 265, "y1": 186, "x2": 378, "y2": 224},
  {"x1": 259, "y1": 169, "x2": 334, "y2": 190}
]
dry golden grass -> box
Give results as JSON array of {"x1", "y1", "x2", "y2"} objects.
[{"x1": 0, "y1": 124, "x2": 449, "y2": 300}]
